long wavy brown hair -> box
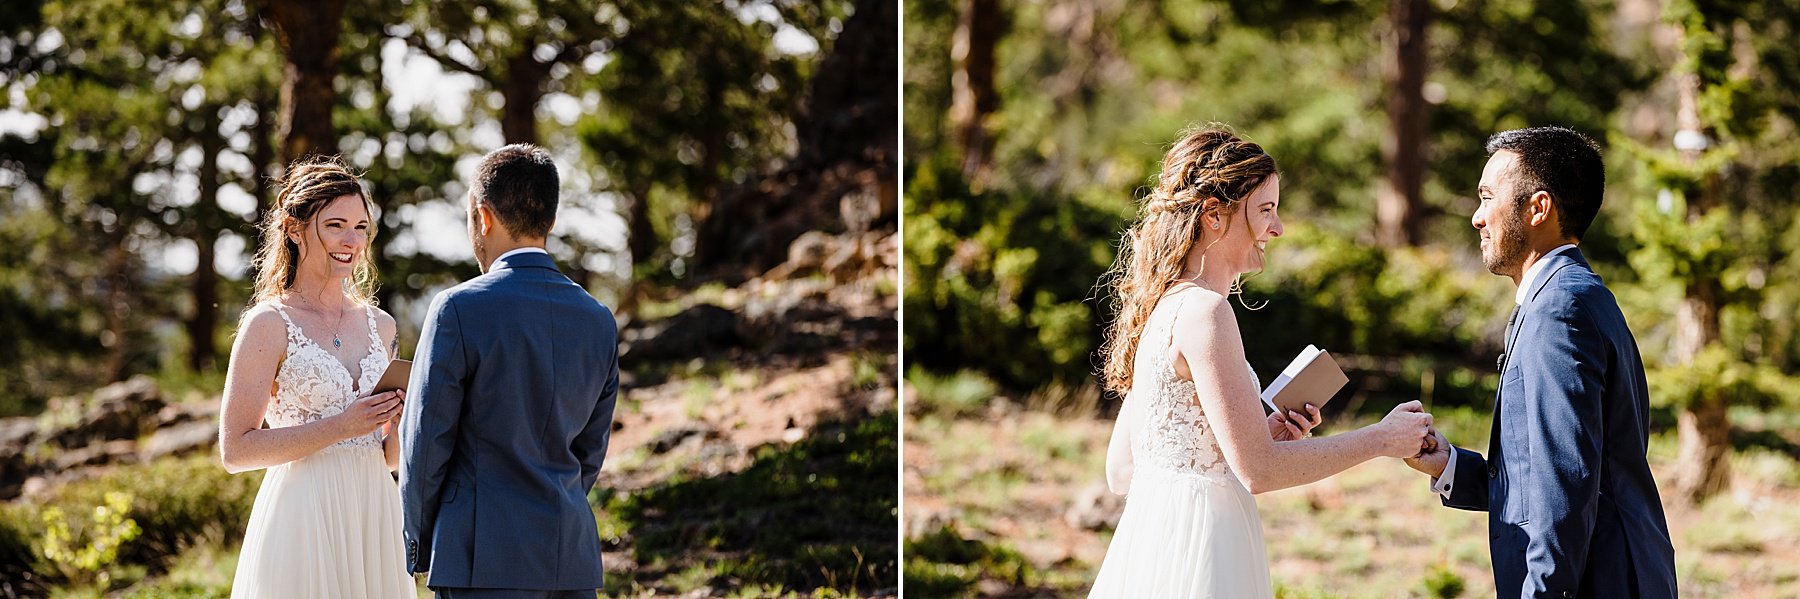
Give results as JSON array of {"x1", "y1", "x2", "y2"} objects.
[
  {"x1": 248, "y1": 157, "x2": 379, "y2": 307},
  {"x1": 1099, "y1": 125, "x2": 1277, "y2": 394}
]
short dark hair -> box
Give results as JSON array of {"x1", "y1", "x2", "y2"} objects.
[
  {"x1": 470, "y1": 144, "x2": 559, "y2": 238},
  {"x1": 1484, "y1": 126, "x2": 1605, "y2": 240}
]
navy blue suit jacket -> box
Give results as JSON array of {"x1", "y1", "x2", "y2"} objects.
[
  {"x1": 400, "y1": 251, "x2": 620, "y2": 590},
  {"x1": 1446, "y1": 249, "x2": 1676, "y2": 598}
]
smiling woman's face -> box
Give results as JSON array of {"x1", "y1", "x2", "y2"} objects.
[
  {"x1": 290, "y1": 193, "x2": 372, "y2": 283},
  {"x1": 1210, "y1": 175, "x2": 1284, "y2": 276}
]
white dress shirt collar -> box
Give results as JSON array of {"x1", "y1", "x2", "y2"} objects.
[
  {"x1": 489, "y1": 246, "x2": 550, "y2": 272},
  {"x1": 1515, "y1": 244, "x2": 1578, "y2": 305}
]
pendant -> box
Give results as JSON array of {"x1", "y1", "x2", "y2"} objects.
[{"x1": 333, "y1": 334, "x2": 342, "y2": 349}]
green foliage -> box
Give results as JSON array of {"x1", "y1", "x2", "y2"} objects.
[
  {"x1": 903, "y1": 153, "x2": 1122, "y2": 391},
  {"x1": 0, "y1": 455, "x2": 262, "y2": 588},
  {"x1": 1419, "y1": 561, "x2": 1467, "y2": 599},
  {"x1": 905, "y1": 367, "x2": 999, "y2": 418},
  {"x1": 1647, "y1": 344, "x2": 1800, "y2": 411},
  {"x1": 37, "y1": 491, "x2": 141, "y2": 587}
]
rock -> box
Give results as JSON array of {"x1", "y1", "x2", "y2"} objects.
[
  {"x1": 648, "y1": 426, "x2": 707, "y2": 455},
  {"x1": 156, "y1": 400, "x2": 220, "y2": 428},
  {"x1": 53, "y1": 444, "x2": 111, "y2": 471},
  {"x1": 622, "y1": 304, "x2": 742, "y2": 363},
  {"x1": 140, "y1": 420, "x2": 219, "y2": 461},
  {"x1": 50, "y1": 375, "x2": 165, "y2": 449},
  {"x1": 0, "y1": 417, "x2": 38, "y2": 499},
  {"x1": 1065, "y1": 482, "x2": 1125, "y2": 531}
]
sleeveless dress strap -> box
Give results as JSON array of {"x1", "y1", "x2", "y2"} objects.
[
  {"x1": 268, "y1": 303, "x2": 305, "y2": 345},
  {"x1": 362, "y1": 305, "x2": 380, "y2": 347}
]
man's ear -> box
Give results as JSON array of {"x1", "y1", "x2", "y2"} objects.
[
  {"x1": 1527, "y1": 190, "x2": 1556, "y2": 227},
  {"x1": 476, "y1": 203, "x2": 496, "y2": 236}
]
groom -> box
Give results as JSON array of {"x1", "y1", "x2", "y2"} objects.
[
  {"x1": 1406, "y1": 127, "x2": 1676, "y2": 598},
  {"x1": 401, "y1": 144, "x2": 621, "y2": 598}
]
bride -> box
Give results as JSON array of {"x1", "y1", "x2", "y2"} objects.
[
  {"x1": 1089, "y1": 126, "x2": 1436, "y2": 598},
  {"x1": 217, "y1": 158, "x2": 414, "y2": 598}
]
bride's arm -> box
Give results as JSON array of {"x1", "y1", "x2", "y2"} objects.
[
  {"x1": 376, "y1": 309, "x2": 402, "y2": 472},
  {"x1": 1104, "y1": 391, "x2": 1135, "y2": 495},
  {"x1": 1174, "y1": 294, "x2": 1431, "y2": 494},
  {"x1": 218, "y1": 306, "x2": 370, "y2": 473}
]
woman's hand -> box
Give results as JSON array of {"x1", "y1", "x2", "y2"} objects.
[
  {"x1": 1267, "y1": 403, "x2": 1323, "y2": 441},
  {"x1": 1369, "y1": 400, "x2": 1435, "y2": 458},
  {"x1": 335, "y1": 389, "x2": 403, "y2": 439},
  {"x1": 379, "y1": 397, "x2": 404, "y2": 441}
]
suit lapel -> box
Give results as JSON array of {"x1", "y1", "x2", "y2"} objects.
[{"x1": 1490, "y1": 248, "x2": 1588, "y2": 461}]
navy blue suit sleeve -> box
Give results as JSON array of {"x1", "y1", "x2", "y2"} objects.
[
  {"x1": 1516, "y1": 297, "x2": 1606, "y2": 597},
  {"x1": 574, "y1": 335, "x2": 619, "y2": 492},
  {"x1": 400, "y1": 292, "x2": 469, "y2": 575},
  {"x1": 1444, "y1": 446, "x2": 1490, "y2": 511}
]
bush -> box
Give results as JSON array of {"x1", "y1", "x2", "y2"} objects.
[{"x1": 0, "y1": 454, "x2": 262, "y2": 589}]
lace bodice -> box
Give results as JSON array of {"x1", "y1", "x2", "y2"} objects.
[
  {"x1": 267, "y1": 302, "x2": 386, "y2": 452},
  {"x1": 1128, "y1": 293, "x2": 1255, "y2": 486}
]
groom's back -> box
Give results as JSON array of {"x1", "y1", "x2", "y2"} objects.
[{"x1": 428, "y1": 253, "x2": 619, "y2": 588}]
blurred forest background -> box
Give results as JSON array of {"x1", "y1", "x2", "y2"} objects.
[
  {"x1": 0, "y1": 0, "x2": 898, "y2": 596},
  {"x1": 903, "y1": 0, "x2": 1800, "y2": 596}
]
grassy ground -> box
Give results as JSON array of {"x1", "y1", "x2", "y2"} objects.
[{"x1": 903, "y1": 385, "x2": 1800, "y2": 598}]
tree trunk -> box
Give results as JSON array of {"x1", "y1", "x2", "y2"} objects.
[
  {"x1": 1376, "y1": 0, "x2": 1429, "y2": 248},
  {"x1": 262, "y1": 0, "x2": 347, "y2": 165},
  {"x1": 500, "y1": 49, "x2": 548, "y2": 146},
  {"x1": 628, "y1": 182, "x2": 657, "y2": 274},
  {"x1": 950, "y1": 0, "x2": 1000, "y2": 182},
  {"x1": 1671, "y1": 62, "x2": 1730, "y2": 503},
  {"x1": 188, "y1": 113, "x2": 224, "y2": 372},
  {"x1": 251, "y1": 93, "x2": 277, "y2": 224}
]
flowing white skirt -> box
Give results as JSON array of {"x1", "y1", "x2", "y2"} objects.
[
  {"x1": 231, "y1": 446, "x2": 414, "y2": 599},
  {"x1": 1089, "y1": 466, "x2": 1273, "y2": 599}
]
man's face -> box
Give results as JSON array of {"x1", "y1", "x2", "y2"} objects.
[{"x1": 1472, "y1": 151, "x2": 1531, "y2": 279}]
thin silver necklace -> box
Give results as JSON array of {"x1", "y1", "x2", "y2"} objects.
[{"x1": 293, "y1": 294, "x2": 348, "y2": 349}]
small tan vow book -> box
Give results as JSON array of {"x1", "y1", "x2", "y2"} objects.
[
  {"x1": 371, "y1": 359, "x2": 412, "y2": 394},
  {"x1": 1259, "y1": 345, "x2": 1348, "y2": 415}
]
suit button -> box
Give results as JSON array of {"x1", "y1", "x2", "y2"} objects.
[
  {"x1": 1562, "y1": 592, "x2": 1574, "y2": 598},
  {"x1": 1487, "y1": 465, "x2": 1498, "y2": 478}
]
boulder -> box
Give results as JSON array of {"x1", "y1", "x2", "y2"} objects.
[
  {"x1": 622, "y1": 304, "x2": 742, "y2": 363},
  {"x1": 50, "y1": 376, "x2": 165, "y2": 449}
]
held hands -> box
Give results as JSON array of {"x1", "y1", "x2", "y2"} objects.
[
  {"x1": 1404, "y1": 427, "x2": 1451, "y2": 478},
  {"x1": 336, "y1": 389, "x2": 404, "y2": 439},
  {"x1": 1371, "y1": 400, "x2": 1435, "y2": 458},
  {"x1": 1268, "y1": 403, "x2": 1323, "y2": 441}
]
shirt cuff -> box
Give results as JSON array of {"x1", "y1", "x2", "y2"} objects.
[{"x1": 1430, "y1": 445, "x2": 1458, "y2": 499}]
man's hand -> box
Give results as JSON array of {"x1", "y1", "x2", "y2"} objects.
[{"x1": 1404, "y1": 427, "x2": 1451, "y2": 478}]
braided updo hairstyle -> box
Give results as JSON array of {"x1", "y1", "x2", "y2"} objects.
[{"x1": 1099, "y1": 125, "x2": 1277, "y2": 394}]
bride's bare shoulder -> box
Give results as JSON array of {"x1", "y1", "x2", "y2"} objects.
[
  {"x1": 1167, "y1": 288, "x2": 1235, "y2": 326},
  {"x1": 235, "y1": 303, "x2": 290, "y2": 347}
]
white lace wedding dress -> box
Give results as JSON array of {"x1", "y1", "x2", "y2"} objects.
[
  {"x1": 229, "y1": 302, "x2": 414, "y2": 598},
  {"x1": 1090, "y1": 293, "x2": 1273, "y2": 598}
]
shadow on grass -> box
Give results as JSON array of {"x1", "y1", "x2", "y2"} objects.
[
  {"x1": 597, "y1": 411, "x2": 897, "y2": 596},
  {"x1": 903, "y1": 524, "x2": 1090, "y2": 598}
]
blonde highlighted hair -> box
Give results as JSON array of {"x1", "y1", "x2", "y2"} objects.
[
  {"x1": 1098, "y1": 125, "x2": 1277, "y2": 394},
  {"x1": 249, "y1": 157, "x2": 379, "y2": 306}
]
